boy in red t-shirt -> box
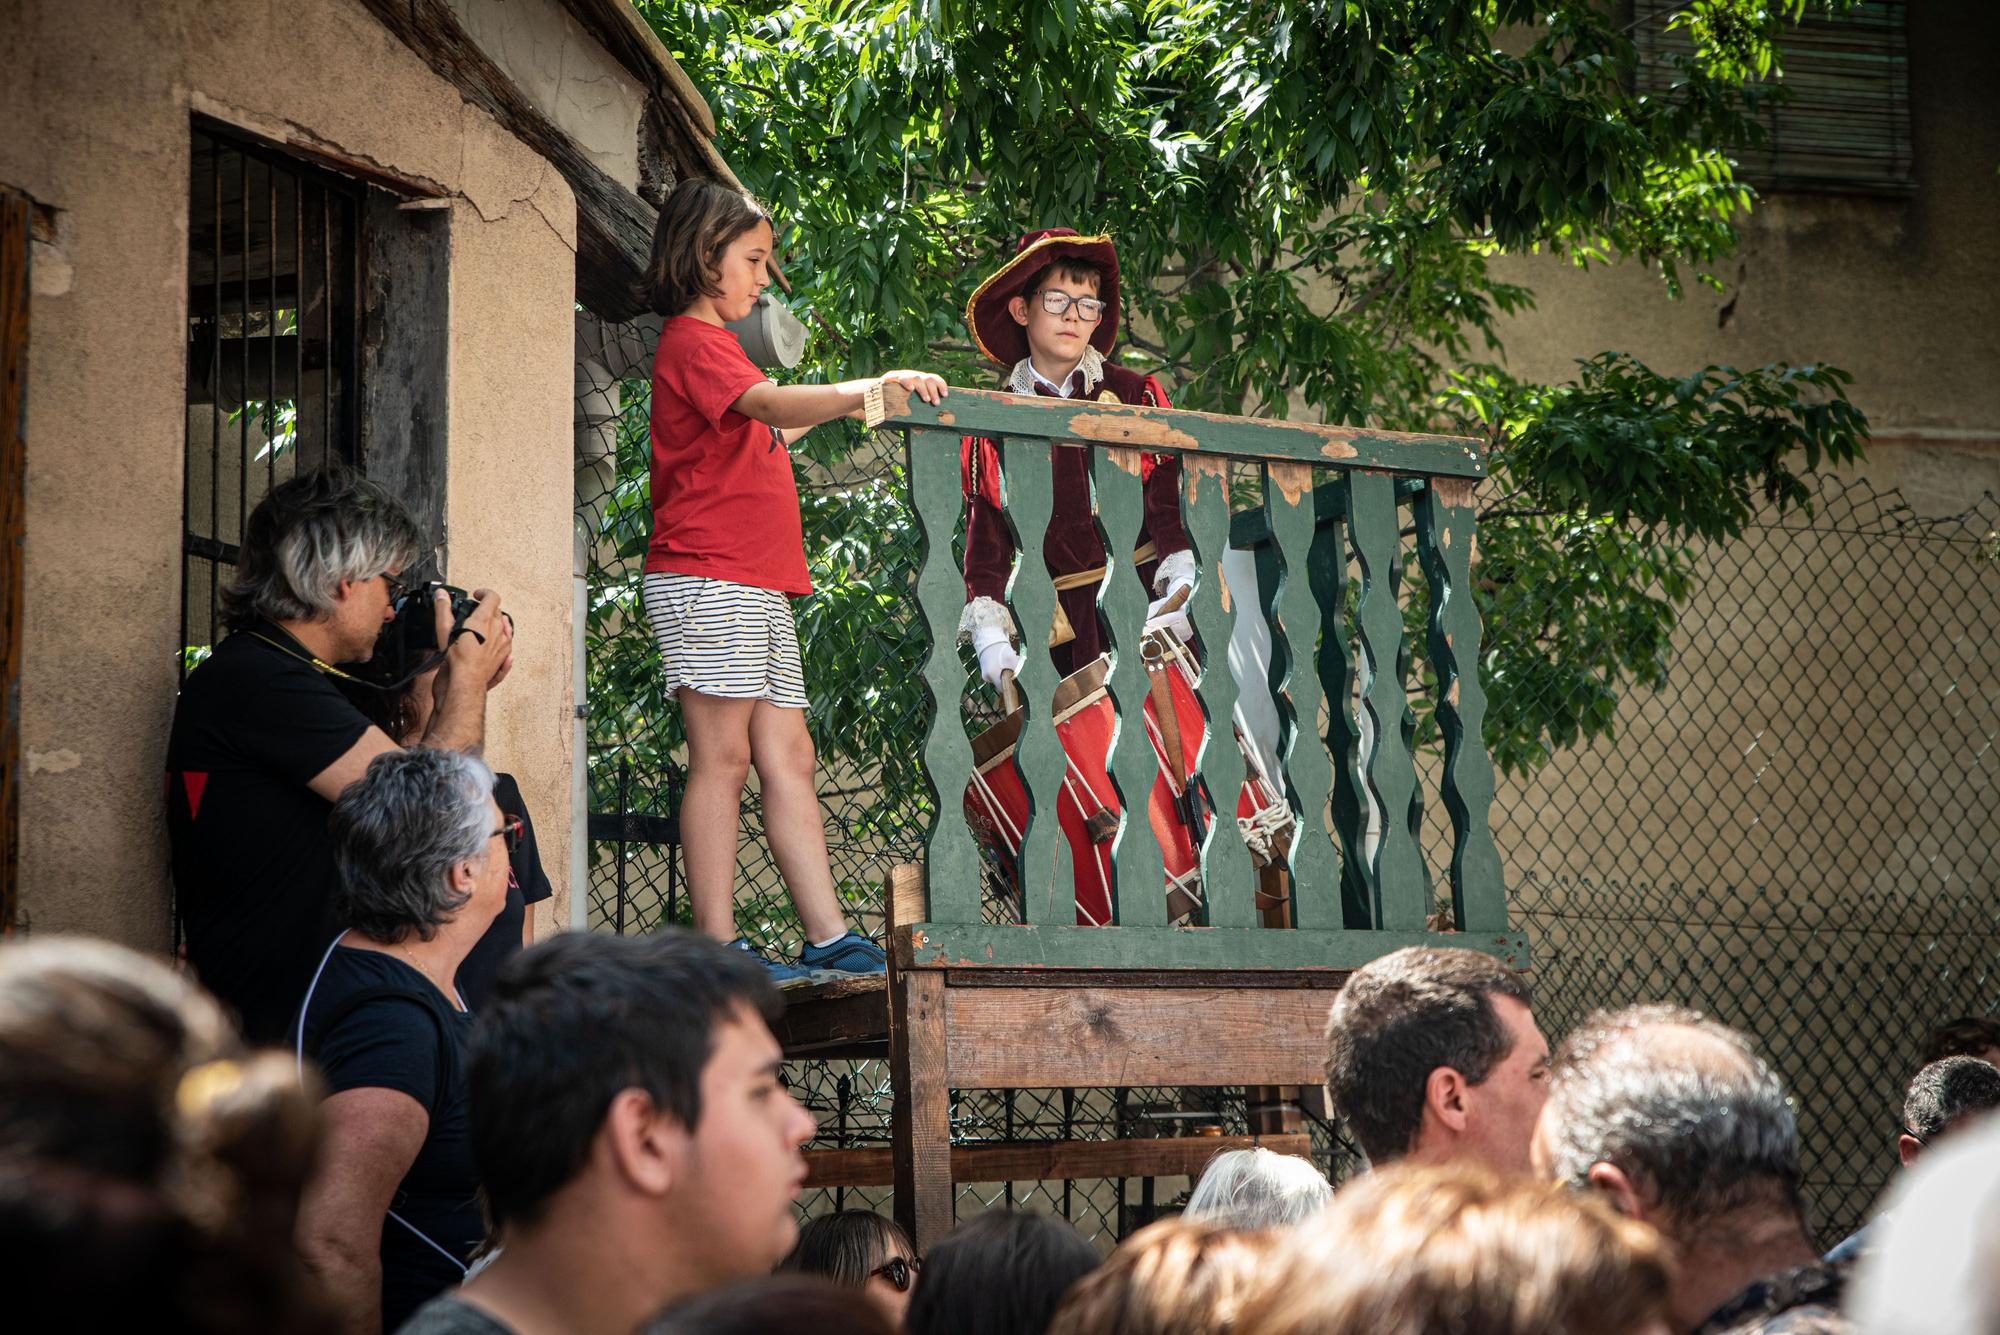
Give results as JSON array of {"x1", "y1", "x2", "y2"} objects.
[{"x1": 643, "y1": 180, "x2": 945, "y2": 982}]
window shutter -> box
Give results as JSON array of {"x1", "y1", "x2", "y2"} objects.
[{"x1": 1633, "y1": 0, "x2": 1914, "y2": 197}]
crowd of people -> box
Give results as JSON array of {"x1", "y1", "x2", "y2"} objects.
[
  {"x1": 11, "y1": 179, "x2": 1999, "y2": 1332},
  {"x1": 6, "y1": 929, "x2": 2000, "y2": 1334}
]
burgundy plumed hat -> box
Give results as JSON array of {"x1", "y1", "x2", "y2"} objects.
[{"x1": 965, "y1": 228, "x2": 1121, "y2": 367}]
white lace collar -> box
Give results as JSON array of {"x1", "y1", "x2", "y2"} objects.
[{"x1": 1008, "y1": 344, "x2": 1106, "y2": 398}]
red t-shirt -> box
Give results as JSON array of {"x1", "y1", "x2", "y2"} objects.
[{"x1": 646, "y1": 316, "x2": 811, "y2": 595}]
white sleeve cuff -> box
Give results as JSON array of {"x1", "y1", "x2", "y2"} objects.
[
  {"x1": 958, "y1": 596, "x2": 1017, "y2": 645},
  {"x1": 1152, "y1": 549, "x2": 1198, "y2": 594}
]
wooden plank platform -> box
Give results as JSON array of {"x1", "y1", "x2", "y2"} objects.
[
  {"x1": 774, "y1": 973, "x2": 889, "y2": 1060},
  {"x1": 804, "y1": 1132, "x2": 1313, "y2": 1190}
]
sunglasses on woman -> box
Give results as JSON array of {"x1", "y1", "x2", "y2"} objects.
[{"x1": 871, "y1": 1255, "x2": 921, "y2": 1292}]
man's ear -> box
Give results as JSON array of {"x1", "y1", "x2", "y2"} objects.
[
  {"x1": 1898, "y1": 1134, "x2": 1924, "y2": 1168},
  {"x1": 602, "y1": 1088, "x2": 679, "y2": 1198},
  {"x1": 1583, "y1": 1161, "x2": 1648, "y2": 1220},
  {"x1": 1424, "y1": 1065, "x2": 1471, "y2": 1135},
  {"x1": 1009, "y1": 294, "x2": 1031, "y2": 328},
  {"x1": 447, "y1": 856, "x2": 479, "y2": 899}
]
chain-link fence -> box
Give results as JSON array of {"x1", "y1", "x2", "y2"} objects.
[{"x1": 577, "y1": 330, "x2": 2000, "y2": 1247}]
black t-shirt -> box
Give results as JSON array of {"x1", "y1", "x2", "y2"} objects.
[
  {"x1": 455, "y1": 773, "x2": 554, "y2": 1011},
  {"x1": 168, "y1": 621, "x2": 373, "y2": 1044},
  {"x1": 299, "y1": 945, "x2": 482, "y2": 1333}
]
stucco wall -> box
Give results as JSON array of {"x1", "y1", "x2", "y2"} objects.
[
  {"x1": 0, "y1": 0, "x2": 580, "y2": 946},
  {"x1": 1484, "y1": 0, "x2": 2000, "y2": 471}
]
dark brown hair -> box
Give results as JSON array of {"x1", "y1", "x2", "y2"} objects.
[
  {"x1": 1321, "y1": 946, "x2": 1532, "y2": 1164},
  {"x1": 1235, "y1": 1165, "x2": 1671, "y2": 1335},
  {"x1": 0, "y1": 937, "x2": 332, "y2": 1334},
  {"x1": 906, "y1": 1210, "x2": 1101, "y2": 1335},
  {"x1": 1023, "y1": 258, "x2": 1104, "y2": 300},
  {"x1": 644, "y1": 178, "x2": 773, "y2": 316},
  {"x1": 781, "y1": 1209, "x2": 915, "y2": 1288},
  {"x1": 1922, "y1": 1016, "x2": 2000, "y2": 1066}
]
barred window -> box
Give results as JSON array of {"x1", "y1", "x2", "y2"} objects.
[{"x1": 1633, "y1": 0, "x2": 1914, "y2": 197}]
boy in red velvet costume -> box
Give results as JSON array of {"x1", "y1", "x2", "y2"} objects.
[{"x1": 958, "y1": 230, "x2": 1195, "y2": 686}]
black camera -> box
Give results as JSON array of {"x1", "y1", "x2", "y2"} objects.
[{"x1": 346, "y1": 581, "x2": 506, "y2": 690}]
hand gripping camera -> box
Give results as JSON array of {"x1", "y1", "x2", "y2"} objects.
[{"x1": 347, "y1": 581, "x2": 510, "y2": 691}]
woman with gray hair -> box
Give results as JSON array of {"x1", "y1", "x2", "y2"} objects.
[
  {"x1": 1183, "y1": 1147, "x2": 1332, "y2": 1229},
  {"x1": 294, "y1": 746, "x2": 512, "y2": 1334}
]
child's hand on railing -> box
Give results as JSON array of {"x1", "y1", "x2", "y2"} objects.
[{"x1": 878, "y1": 369, "x2": 949, "y2": 405}]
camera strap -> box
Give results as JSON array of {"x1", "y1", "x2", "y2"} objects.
[{"x1": 244, "y1": 630, "x2": 447, "y2": 694}]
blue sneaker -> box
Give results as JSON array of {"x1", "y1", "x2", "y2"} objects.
[
  {"x1": 729, "y1": 938, "x2": 815, "y2": 987},
  {"x1": 797, "y1": 931, "x2": 888, "y2": 978}
]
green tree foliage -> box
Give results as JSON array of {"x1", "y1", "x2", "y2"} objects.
[{"x1": 615, "y1": 0, "x2": 1865, "y2": 782}]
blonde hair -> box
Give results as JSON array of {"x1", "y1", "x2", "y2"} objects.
[
  {"x1": 1235, "y1": 1165, "x2": 1671, "y2": 1335},
  {"x1": 1046, "y1": 1217, "x2": 1279, "y2": 1335}
]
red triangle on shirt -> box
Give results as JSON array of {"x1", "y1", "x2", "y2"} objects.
[{"x1": 181, "y1": 771, "x2": 209, "y2": 820}]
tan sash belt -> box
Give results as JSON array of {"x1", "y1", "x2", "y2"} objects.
[{"x1": 1043, "y1": 541, "x2": 1160, "y2": 648}]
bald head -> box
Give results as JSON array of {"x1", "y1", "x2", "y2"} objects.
[{"x1": 1536, "y1": 1005, "x2": 1803, "y2": 1234}]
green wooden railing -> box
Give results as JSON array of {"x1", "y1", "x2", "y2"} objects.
[{"x1": 883, "y1": 386, "x2": 1526, "y2": 972}]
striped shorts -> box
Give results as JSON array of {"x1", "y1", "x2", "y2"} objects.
[{"x1": 642, "y1": 572, "x2": 808, "y2": 709}]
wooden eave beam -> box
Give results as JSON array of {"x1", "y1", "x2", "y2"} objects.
[{"x1": 358, "y1": 0, "x2": 661, "y2": 321}]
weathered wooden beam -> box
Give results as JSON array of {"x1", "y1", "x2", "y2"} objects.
[
  {"x1": 805, "y1": 1133, "x2": 1314, "y2": 1190},
  {"x1": 879, "y1": 386, "x2": 1486, "y2": 478},
  {"x1": 941, "y1": 983, "x2": 1338, "y2": 1087},
  {"x1": 896, "y1": 924, "x2": 1527, "y2": 973},
  {"x1": 890, "y1": 967, "x2": 954, "y2": 1249},
  {"x1": 355, "y1": 0, "x2": 659, "y2": 321},
  {"x1": 773, "y1": 973, "x2": 888, "y2": 1059},
  {"x1": 0, "y1": 189, "x2": 28, "y2": 934}
]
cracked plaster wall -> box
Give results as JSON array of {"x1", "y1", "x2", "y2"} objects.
[{"x1": 1, "y1": 0, "x2": 581, "y2": 949}]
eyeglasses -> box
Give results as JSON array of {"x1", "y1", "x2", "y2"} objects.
[
  {"x1": 870, "y1": 1256, "x2": 921, "y2": 1292},
  {"x1": 491, "y1": 814, "x2": 525, "y2": 854},
  {"x1": 378, "y1": 570, "x2": 413, "y2": 604},
  {"x1": 1035, "y1": 289, "x2": 1107, "y2": 322}
]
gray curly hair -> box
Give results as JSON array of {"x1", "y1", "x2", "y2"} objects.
[
  {"x1": 1540, "y1": 1004, "x2": 1804, "y2": 1229},
  {"x1": 330, "y1": 748, "x2": 497, "y2": 943}
]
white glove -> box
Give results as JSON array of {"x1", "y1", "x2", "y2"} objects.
[
  {"x1": 1145, "y1": 573, "x2": 1196, "y2": 643},
  {"x1": 972, "y1": 624, "x2": 1025, "y2": 690}
]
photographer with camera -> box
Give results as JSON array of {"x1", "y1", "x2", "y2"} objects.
[{"x1": 167, "y1": 467, "x2": 513, "y2": 1044}]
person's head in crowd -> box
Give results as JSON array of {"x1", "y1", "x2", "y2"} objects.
[
  {"x1": 1534, "y1": 1005, "x2": 1830, "y2": 1335},
  {"x1": 1898, "y1": 1055, "x2": 2000, "y2": 1167},
  {"x1": 1182, "y1": 1148, "x2": 1330, "y2": 1230},
  {"x1": 0, "y1": 937, "x2": 330, "y2": 1335},
  {"x1": 449, "y1": 931, "x2": 812, "y2": 1334},
  {"x1": 1921, "y1": 1016, "x2": 2000, "y2": 1069},
  {"x1": 1045, "y1": 1216, "x2": 1278, "y2": 1335},
  {"x1": 1234, "y1": 1164, "x2": 1671, "y2": 1335},
  {"x1": 780, "y1": 1209, "x2": 921, "y2": 1326},
  {"x1": 905, "y1": 1210, "x2": 1101, "y2": 1335},
  {"x1": 1849, "y1": 1115, "x2": 2000, "y2": 1335},
  {"x1": 220, "y1": 465, "x2": 427, "y2": 661},
  {"x1": 328, "y1": 745, "x2": 511, "y2": 949},
  {"x1": 1321, "y1": 945, "x2": 1546, "y2": 1173},
  {"x1": 651, "y1": 1275, "x2": 898, "y2": 1335}
]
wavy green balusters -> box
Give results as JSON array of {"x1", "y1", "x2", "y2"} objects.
[
  {"x1": 1093, "y1": 446, "x2": 1167, "y2": 925},
  {"x1": 1309, "y1": 481, "x2": 1370, "y2": 929},
  {"x1": 1416, "y1": 478, "x2": 1507, "y2": 931},
  {"x1": 907, "y1": 427, "x2": 983, "y2": 925},
  {"x1": 1266, "y1": 462, "x2": 1341, "y2": 927},
  {"x1": 1001, "y1": 437, "x2": 1075, "y2": 926},
  {"x1": 1181, "y1": 457, "x2": 1256, "y2": 928},
  {"x1": 1349, "y1": 470, "x2": 1429, "y2": 930}
]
